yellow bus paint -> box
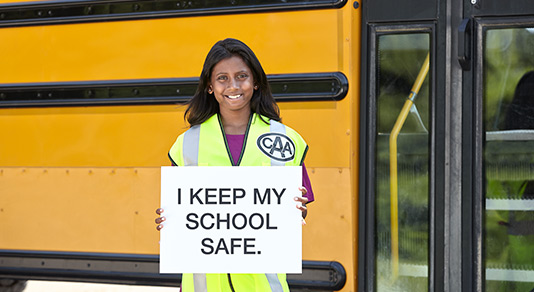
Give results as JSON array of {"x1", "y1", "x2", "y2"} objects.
[{"x1": 0, "y1": 3, "x2": 361, "y2": 291}]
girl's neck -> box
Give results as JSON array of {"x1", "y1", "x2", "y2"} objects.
[{"x1": 219, "y1": 108, "x2": 251, "y2": 135}]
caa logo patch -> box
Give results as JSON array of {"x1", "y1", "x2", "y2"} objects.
[{"x1": 257, "y1": 133, "x2": 295, "y2": 162}]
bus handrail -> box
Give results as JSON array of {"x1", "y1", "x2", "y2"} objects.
[{"x1": 388, "y1": 53, "x2": 430, "y2": 279}]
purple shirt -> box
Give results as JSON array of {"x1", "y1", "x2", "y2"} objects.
[{"x1": 226, "y1": 134, "x2": 314, "y2": 203}]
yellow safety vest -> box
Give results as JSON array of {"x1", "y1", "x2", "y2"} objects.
[
  {"x1": 169, "y1": 113, "x2": 308, "y2": 167},
  {"x1": 168, "y1": 113, "x2": 308, "y2": 292}
]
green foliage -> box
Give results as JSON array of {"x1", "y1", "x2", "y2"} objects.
[{"x1": 374, "y1": 33, "x2": 431, "y2": 291}]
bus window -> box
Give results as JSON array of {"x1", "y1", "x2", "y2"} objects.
[
  {"x1": 375, "y1": 32, "x2": 430, "y2": 291},
  {"x1": 484, "y1": 26, "x2": 534, "y2": 291}
]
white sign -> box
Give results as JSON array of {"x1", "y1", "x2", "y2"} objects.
[{"x1": 160, "y1": 166, "x2": 302, "y2": 274}]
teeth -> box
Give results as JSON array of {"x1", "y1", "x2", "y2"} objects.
[{"x1": 227, "y1": 95, "x2": 240, "y2": 99}]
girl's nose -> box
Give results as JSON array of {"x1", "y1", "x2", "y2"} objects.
[{"x1": 228, "y1": 78, "x2": 238, "y2": 89}]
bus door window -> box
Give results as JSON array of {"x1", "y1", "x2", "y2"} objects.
[
  {"x1": 374, "y1": 32, "x2": 431, "y2": 291},
  {"x1": 484, "y1": 26, "x2": 534, "y2": 291}
]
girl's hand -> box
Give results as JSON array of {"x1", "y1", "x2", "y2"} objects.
[
  {"x1": 155, "y1": 208, "x2": 166, "y2": 231},
  {"x1": 295, "y1": 187, "x2": 309, "y2": 224}
]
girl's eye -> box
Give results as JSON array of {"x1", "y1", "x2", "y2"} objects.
[
  {"x1": 217, "y1": 75, "x2": 228, "y2": 81},
  {"x1": 237, "y1": 74, "x2": 248, "y2": 79}
]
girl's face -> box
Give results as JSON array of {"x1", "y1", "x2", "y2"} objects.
[{"x1": 209, "y1": 56, "x2": 255, "y2": 116}]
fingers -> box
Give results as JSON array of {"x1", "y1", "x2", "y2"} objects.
[
  {"x1": 155, "y1": 216, "x2": 166, "y2": 224},
  {"x1": 155, "y1": 208, "x2": 165, "y2": 231},
  {"x1": 295, "y1": 187, "x2": 309, "y2": 214},
  {"x1": 295, "y1": 203, "x2": 307, "y2": 212},
  {"x1": 294, "y1": 195, "x2": 309, "y2": 205},
  {"x1": 294, "y1": 196, "x2": 308, "y2": 213},
  {"x1": 295, "y1": 188, "x2": 309, "y2": 221}
]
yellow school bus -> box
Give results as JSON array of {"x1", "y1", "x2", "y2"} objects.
[
  {"x1": 0, "y1": 0, "x2": 356, "y2": 291},
  {"x1": 2, "y1": 0, "x2": 534, "y2": 291}
]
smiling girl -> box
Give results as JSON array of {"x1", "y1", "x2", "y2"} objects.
[{"x1": 156, "y1": 38, "x2": 314, "y2": 292}]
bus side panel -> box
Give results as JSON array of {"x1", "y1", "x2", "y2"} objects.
[{"x1": 0, "y1": 4, "x2": 360, "y2": 291}]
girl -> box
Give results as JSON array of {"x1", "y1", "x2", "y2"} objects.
[{"x1": 156, "y1": 38, "x2": 314, "y2": 292}]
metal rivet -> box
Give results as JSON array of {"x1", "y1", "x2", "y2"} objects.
[
  {"x1": 132, "y1": 89, "x2": 140, "y2": 95},
  {"x1": 0, "y1": 93, "x2": 6, "y2": 99},
  {"x1": 282, "y1": 84, "x2": 288, "y2": 92},
  {"x1": 353, "y1": 1, "x2": 359, "y2": 9},
  {"x1": 86, "y1": 6, "x2": 93, "y2": 14},
  {"x1": 471, "y1": 0, "x2": 477, "y2": 4},
  {"x1": 48, "y1": 93, "x2": 53, "y2": 98},
  {"x1": 133, "y1": 4, "x2": 140, "y2": 11},
  {"x1": 48, "y1": 10, "x2": 53, "y2": 16},
  {"x1": 176, "y1": 89, "x2": 180, "y2": 94},
  {"x1": 37, "y1": 93, "x2": 42, "y2": 98},
  {"x1": 0, "y1": 13, "x2": 5, "y2": 19}
]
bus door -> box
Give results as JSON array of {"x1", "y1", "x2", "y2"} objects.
[
  {"x1": 462, "y1": 1, "x2": 534, "y2": 291},
  {"x1": 359, "y1": 0, "x2": 435, "y2": 291},
  {"x1": 361, "y1": 0, "x2": 534, "y2": 291}
]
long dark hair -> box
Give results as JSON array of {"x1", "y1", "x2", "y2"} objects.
[{"x1": 185, "y1": 38, "x2": 281, "y2": 126}]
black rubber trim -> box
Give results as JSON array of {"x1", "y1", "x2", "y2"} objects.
[
  {"x1": 0, "y1": 250, "x2": 180, "y2": 287},
  {"x1": 0, "y1": 72, "x2": 348, "y2": 108},
  {"x1": 0, "y1": 250, "x2": 346, "y2": 291},
  {"x1": 0, "y1": 0, "x2": 347, "y2": 28},
  {"x1": 287, "y1": 260, "x2": 346, "y2": 291}
]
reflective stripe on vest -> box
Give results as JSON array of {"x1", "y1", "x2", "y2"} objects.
[
  {"x1": 183, "y1": 125, "x2": 200, "y2": 166},
  {"x1": 193, "y1": 274, "x2": 208, "y2": 292},
  {"x1": 265, "y1": 274, "x2": 284, "y2": 292}
]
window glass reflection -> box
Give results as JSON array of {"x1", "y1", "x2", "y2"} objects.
[
  {"x1": 375, "y1": 33, "x2": 430, "y2": 291},
  {"x1": 484, "y1": 27, "x2": 534, "y2": 291}
]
